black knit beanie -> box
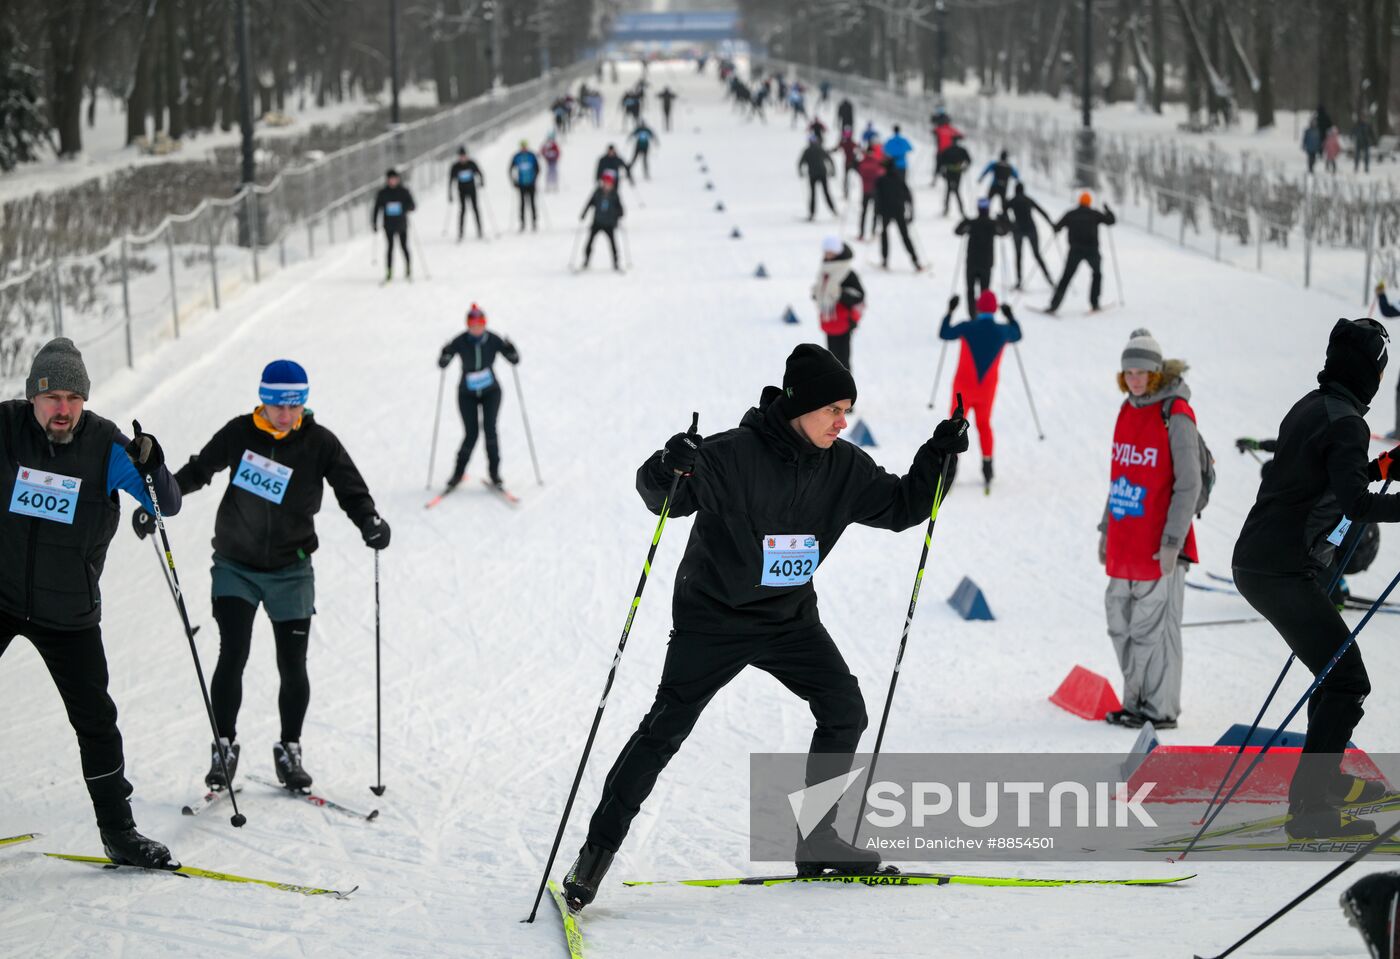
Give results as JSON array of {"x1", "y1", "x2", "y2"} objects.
[
  {"x1": 780, "y1": 344, "x2": 857, "y2": 417},
  {"x1": 1319, "y1": 318, "x2": 1389, "y2": 404}
]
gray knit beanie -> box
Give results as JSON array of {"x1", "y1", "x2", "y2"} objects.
[
  {"x1": 26, "y1": 337, "x2": 91, "y2": 400},
  {"x1": 1121, "y1": 328, "x2": 1163, "y2": 373}
]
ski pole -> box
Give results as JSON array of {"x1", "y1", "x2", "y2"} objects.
[
  {"x1": 524, "y1": 412, "x2": 698, "y2": 924},
  {"x1": 850, "y1": 397, "x2": 967, "y2": 844},
  {"x1": 1190, "y1": 484, "x2": 1389, "y2": 830},
  {"x1": 510, "y1": 363, "x2": 543, "y2": 486},
  {"x1": 568, "y1": 221, "x2": 587, "y2": 271},
  {"x1": 948, "y1": 233, "x2": 966, "y2": 299},
  {"x1": 426, "y1": 367, "x2": 446, "y2": 490},
  {"x1": 537, "y1": 192, "x2": 554, "y2": 232},
  {"x1": 1191, "y1": 818, "x2": 1400, "y2": 959},
  {"x1": 926, "y1": 340, "x2": 948, "y2": 410},
  {"x1": 1177, "y1": 557, "x2": 1400, "y2": 860},
  {"x1": 1010, "y1": 342, "x2": 1045, "y2": 439},
  {"x1": 410, "y1": 223, "x2": 432, "y2": 280},
  {"x1": 483, "y1": 190, "x2": 502, "y2": 239},
  {"x1": 1106, "y1": 225, "x2": 1124, "y2": 306},
  {"x1": 441, "y1": 200, "x2": 452, "y2": 238},
  {"x1": 133, "y1": 421, "x2": 245, "y2": 828},
  {"x1": 618, "y1": 224, "x2": 634, "y2": 270},
  {"x1": 370, "y1": 552, "x2": 386, "y2": 796}
]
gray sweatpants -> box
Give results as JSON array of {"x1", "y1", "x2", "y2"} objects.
[{"x1": 1105, "y1": 566, "x2": 1185, "y2": 721}]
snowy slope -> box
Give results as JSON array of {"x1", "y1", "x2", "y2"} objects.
[{"x1": 1, "y1": 60, "x2": 1397, "y2": 958}]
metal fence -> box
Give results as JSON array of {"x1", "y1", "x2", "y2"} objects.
[
  {"x1": 767, "y1": 59, "x2": 1393, "y2": 308},
  {"x1": 0, "y1": 62, "x2": 593, "y2": 398}
]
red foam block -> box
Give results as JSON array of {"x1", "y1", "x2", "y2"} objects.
[
  {"x1": 1049, "y1": 665, "x2": 1123, "y2": 721},
  {"x1": 1125, "y1": 745, "x2": 1390, "y2": 804}
]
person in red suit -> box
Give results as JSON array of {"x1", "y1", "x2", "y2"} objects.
[{"x1": 938, "y1": 289, "x2": 1022, "y2": 491}]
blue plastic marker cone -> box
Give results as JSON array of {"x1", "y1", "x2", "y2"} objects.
[
  {"x1": 782, "y1": 306, "x2": 799, "y2": 324},
  {"x1": 754, "y1": 263, "x2": 769, "y2": 278},
  {"x1": 716, "y1": 201, "x2": 725, "y2": 212},
  {"x1": 847, "y1": 418, "x2": 876, "y2": 447},
  {"x1": 705, "y1": 182, "x2": 714, "y2": 191},
  {"x1": 730, "y1": 227, "x2": 742, "y2": 239}
]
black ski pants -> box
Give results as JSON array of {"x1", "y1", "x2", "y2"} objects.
[
  {"x1": 1048, "y1": 244, "x2": 1103, "y2": 311},
  {"x1": 881, "y1": 215, "x2": 919, "y2": 268},
  {"x1": 0, "y1": 610, "x2": 134, "y2": 829},
  {"x1": 517, "y1": 185, "x2": 538, "y2": 229},
  {"x1": 808, "y1": 177, "x2": 837, "y2": 219},
  {"x1": 454, "y1": 383, "x2": 503, "y2": 481},
  {"x1": 1013, "y1": 226, "x2": 1054, "y2": 287},
  {"x1": 587, "y1": 623, "x2": 868, "y2": 853},
  {"x1": 210, "y1": 596, "x2": 312, "y2": 744},
  {"x1": 383, "y1": 223, "x2": 410, "y2": 275},
  {"x1": 942, "y1": 174, "x2": 966, "y2": 217},
  {"x1": 457, "y1": 187, "x2": 483, "y2": 238},
  {"x1": 826, "y1": 331, "x2": 852, "y2": 371},
  {"x1": 584, "y1": 225, "x2": 619, "y2": 267},
  {"x1": 662, "y1": 106, "x2": 672, "y2": 131},
  {"x1": 987, "y1": 181, "x2": 1009, "y2": 214},
  {"x1": 965, "y1": 260, "x2": 993, "y2": 316},
  {"x1": 859, "y1": 193, "x2": 877, "y2": 238},
  {"x1": 631, "y1": 146, "x2": 651, "y2": 179},
  {"x1": 1234, "y1": 569, "x2": 1371, "y2": 811}
]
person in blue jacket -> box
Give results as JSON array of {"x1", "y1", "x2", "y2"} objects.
[
  {"x1": 509, "y1": 140, "x2": 541, "y2": 231},
  {"x1": 938, "y1": 290, "x2": 1023, "y2": 490},
  {"x1": 883, "y1": 124, "x2": 913, "y2": 179},
  {"x1": 978, "y1": 150, "x2": 1019, "y2": 214}
]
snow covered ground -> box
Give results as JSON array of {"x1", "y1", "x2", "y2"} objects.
[{"x1": 2, "y1": 60, "x2": 1397, "y2": 957}]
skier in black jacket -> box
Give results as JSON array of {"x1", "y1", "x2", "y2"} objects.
[
  {"x1": 2, "y1": 338, "x2": 181, "y2": 869},
  {"x1": 798, "y1": 136, "x2": 838, "y2": 220},
  {"x1": 595, "y1": 145, "x2": 634, "y2": 192},
  {"x1": 561, "y1": 344, "x2": 970, "y2": 912},
  {"x1": 579, "y1": 171, "x2": 625, "y2": 271},
  {"x1": 447, "y1": 147, "x2": 485, "y2": 241},
  {"x1": 873, "y1": 156, "x2": 922, "y2": 271},
  {"x1": 1006, "y1": 183, "x2": 1056, "y2": 289},
  {"x1": 836, "y1": 97, "x2": 855, "y2": 132},
  {"x1": 134, "y1": 359, "x2": 389, "y2": 793},
  {"x1": 1045, "y1": 193, "x2": 1116, "y2": 313},
  {"x1": 936, "y1": 136, "x2": 971, "y2": 218},
  {"x1": 955, "y1": 198, "x2": 1011, "y2": 317},
  {"x1": 1233, "y1": 318, "x2": 1400, "y2": 840},
  {"x1": 437, "y1": 304, "x2": 521, "y2": 489},
  {"x1": 372, "y1": 169, "x2": 416, "y2": 281}
]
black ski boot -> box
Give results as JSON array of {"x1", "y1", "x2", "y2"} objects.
[
  {"x1": 273, "y1": 740, "x2": 313, "y2": 790},
  {"x1": 1284, "y1": 805, "x2": 1377, "y2": 841},
  {"x1": 204, "y1": 737, "x2": 240, "y2": 790},
  {"x1": 101, "y1": 824, "x2": 178, "y2": 869},
  {"x1": 562, "y1": 842, "x2": 614, "y2": 912},
  {"x1": 445, "y1": 472, "x2": 465, "y2": 492},
  {"x1": 1105, "y1": 709, "x2": 1146, "y2": 728},
  {"x1": 981, "y1": 457, "x2": 994, "y2": 492},
  {"x1": 1341, "y1": 871, "x2": 1400, "y2": 959},
  {"x1": 1329, "y1": 774, "x2": 1392, "y2": 807},
  {"x1": 794, "y1": 823, "x2": 888, "y2": 877}
]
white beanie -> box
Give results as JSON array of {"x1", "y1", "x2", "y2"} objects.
[
  {"x1": 1121, "y1": 328, "x2": 1163, "y2": 372},
  {"x1": 821, "y1": 235, "x2": 843, "y2": 255}
]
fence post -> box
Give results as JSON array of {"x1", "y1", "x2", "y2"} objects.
[
  {"x1": 279, "y1": 234, "x2": 286, "y2": 269},
  {"x1": 1364, "y1": 182, "x2": 1378, "y2": 306},
  {"x1": 328, "y1": 204, "x2": 337, "y2": 245},
  {"x1": 166, "y1": 225, "x2": 181, "y2": 338},
  {"x1": 206, "y1": 216, "x2": 221, "y2": 310},
  {"x1": 1146, "y1": 187, "x2": 1154, "y2": 234},
  {"x1": 1178, "y1": 195, "x2": 1186, "y2": 247},
  {"x1": 1256, "y1": 213, "x2": 1264, "y2": 272},
  {"x1": 247, "y1": 190, "x2": 261, "y2": 283},
  {"x1": 119, "y1": 237, "x2": 133, "y2": 369},
  {"x1": 1214, "y1": 216, "x2": 1221, "y2": 261},
  {"x1": 308, "y1": 218, "x2": 316, "y2": 259},
  {"x1": 1303, "y1": 174, "x2": 1313, "y2": 289},
  {"x1": 49, "y1": 262, "x2": 64, "y2": 338}
]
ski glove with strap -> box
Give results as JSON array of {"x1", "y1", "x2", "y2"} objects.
[
  {"x1": 126, "y1": 421, "x2": 165, "y2": 476},
  {"x1": 927, "y1": 415, "x2": 970, "y2": 456},
  {"x1": 360, "y1": 514, "x2": 391, "y2": 550},
  {"x1": 437, "y1": 349, "x2": 453, "y2": 369},
  {"x1": 661, "y1": 430, "x2": 703, "y2": 476},
  {"x1": 132, "y1": 507, "x2": 155, "y2": 540}
]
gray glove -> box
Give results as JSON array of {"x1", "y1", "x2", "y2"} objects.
[
  {"x1": 1155, "y1": 544, "x2": 1180, "y2": 576},
  {"x1": 1097, "y1": 530, "x2": 1107, "y2": 566}
]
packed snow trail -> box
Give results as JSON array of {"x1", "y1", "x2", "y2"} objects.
[{"x1": 3, "y1": 60, "x2": 1399, "y2": 957}]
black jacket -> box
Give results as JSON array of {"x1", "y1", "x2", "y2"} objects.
[
  {"x1": 175, "y1": 412, "x2": 378, "y2": 572},
  {"x1": 372, "y1": 185, "x2": 416, "y2": 229},
  {"x1": 955, "y1": 212, "x2": 1011, "y2": 265},
  {"x1": 799, "y1": 143, "x2": 836, "y2": 180},
  {"x1": 937, "y1": 144, "x2": 970, "y2": 178},
  {"x1": 1054, "y1": 206, "x2": 1115, "y2": 248},
  {"x1": 1007, "y1": 193, "x2": 1052, "y2": 234},
  {"x1": 1233, "y1": 382, "x2": 1400, "y2": 576},
  {"x1": 636, "y1": 388, "x2": 948, "y2": 633},
  {"x1": 873, "y1": 171, "x2": 913, "y2": 219},
  {"x1": 582, "y1": 188, "x2": 625, "y2": 229},
  {"x1": 448, "y1": 159, "x2": 484, "y2": 193},
  {"x1": 438, "y1": 331, "x2": 520, "y2": 392},
  {"x1": 595, "y1": 154, "x2": 633, "y2": 186}
]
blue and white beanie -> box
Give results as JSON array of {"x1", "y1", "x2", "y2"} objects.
[{"x1": 259, "y1": 359, "x2": 309, "y2": 406}]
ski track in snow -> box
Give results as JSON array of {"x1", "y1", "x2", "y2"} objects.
[{"x1": 3, "y1": 60, "x2": 1399, "y2": 957}]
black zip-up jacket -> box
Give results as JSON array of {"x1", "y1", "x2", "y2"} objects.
[
  {"x1": 799, "y1": 143, "x2": 836, "y2": 181},
  {"x1": 595, "y1": 154, "x2": 633, "y2": 186},
  {"x1": 448, "y1": 159, "x2": 484, "y2": 194},
  {"x1": 1007, "y1": 193, "x2": 1052, "y2": 235},
  {"x1": 1054, "y1": 206, "x2": 1115, "y2": 248},
  {"x1": 1233, "y1": 382, "x2": 1400, "y2": 576},
  {"x1": 955, "y1": 212, "x2": 1011, "y2": 265},
  {"x1": 581, "y1": 188, "x2": 625, "y2": 229},
  {"x1": 372, "y1": 185, "x2": 416, "y2": 230},
  {"x1": 0, "y1": 401, "x2": 180, "y2": 630},
  {"x1": 937, "y1": 144, "x2": 970, "y2": 178},
  {"x1": 438, "y1": 331, "x2": 521, "y2": 393},
  {"x1": 637, "y1": 388, "x2": 947, "y2": 633},
  {"x1": 175, "y1": 412, "x2": 377, "y2": 572},
  {"x1": 873, "y1": 172, "x2": 913, "y2": 219}
]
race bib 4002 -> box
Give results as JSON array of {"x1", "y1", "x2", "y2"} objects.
[
  {"x1": 232, "y1": 450, "x2": 293, "y2": 505},
  {"x1": 760, "y1": 533, "x2": 819, "y2": 587},
  {"x1": 9, "y1": 466, "x2": 81, "y2": 524},
  {"x1": 1107, "y1": 476, "x2": 1146, "y2": 520}
]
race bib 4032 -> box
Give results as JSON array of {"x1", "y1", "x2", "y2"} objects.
[
  {"x1": 761, "y1": 533, "x2": 819, "y2": 587},
  {"x1": 232, "y1": 450, "x2": 293, "y2": 505},
  {"x1": 9, "y1": 466, "x2": 81, "y2": 524}
]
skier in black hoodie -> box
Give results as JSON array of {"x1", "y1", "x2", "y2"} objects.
[
  {"x1": 1006, "y1": 183, "x2": 1056, "y2": 289},
  {"x1": 560, "y1": 344, "x2": 970, "y2": 912},
  {"x1": 372, "y1": 169, "x2": 416, "y2": 281},
  {"x1": 1232, "y1": 318, "x2": 1400, "y2": 840},
  {"x1": 579, "y1": 170, "x2": 625, "y2": 271},
  {"x1": 1045, "y1": 192, "x2": 1116, "y2": 314}
]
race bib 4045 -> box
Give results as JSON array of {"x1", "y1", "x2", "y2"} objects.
[
  {"x1": 232, "y1": 450, "x2": 293, "y2": 505},
  {"x1": 761, "y1": 533, "x2": 819, "y2": 587},
  {"x1": 9, "y1": 466, "x2": 81, "y2": 524},
  {"x1": 1107, "y1": 476, "x2": 1146, "y2": 520}
]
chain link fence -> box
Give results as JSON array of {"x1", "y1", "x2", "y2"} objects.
[
  {"x1": 767, "y1": 59, "x2": 1396, "y2": 309},
  {"x1": 0, "y1": 62, "x2": 593, "y2": 398}
]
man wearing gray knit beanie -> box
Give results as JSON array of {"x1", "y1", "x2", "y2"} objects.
[{"x1": 1, "y1": 337, "x2": 184, "y2": 867}]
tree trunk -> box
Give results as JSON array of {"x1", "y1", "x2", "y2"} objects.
[
  {"x1": 1184, "y1": 0, "x2": 1201, "y2": 120},
  {"x1": 1151, "y1": 0, "x2": 1165, "y2": 112},
  {"x1": 126, "y1": 0, "x2": 159, "y2": 145},
  {"x1": 163, "y1": 0, "x2": 184, "y2": 138},
  {"x1": 1317, "y1": 0, "x2": 1351, "y2": 124},
  {"x1": 49, "y1": 0, "x2": 99, "y2": 155},
  {"x1": 1380, "y1": 0, "x2": 1395, "y2": 134},
  {"x1": 1254, "y1": 0, "x2": 1275, "y2": 129}
]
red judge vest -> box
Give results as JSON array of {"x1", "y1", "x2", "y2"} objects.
[{"x1": 1105, "y1": 397, "x2": 1199, "y2": 581}]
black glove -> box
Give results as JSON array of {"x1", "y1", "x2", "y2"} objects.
[
  {"x1": 1103, "y1": 203, "x2": 1114, "y2": 215},
  {"x1": 126, "y1": 421, "x2": 165, "y2": 476},
  {"x1": 947, "y1": 295, "x2": 960, "y2": 314},
  {"x1": 360, "y1": 514, "x2": 391, "y2": 550},
  {"x1": 661, "y1": 430, "x2": 703, "y2": 476},
  {"x1": 1235, "y1": 437, "x2": 1260, "y2": 453},
  {"x1": 929, "y1": 415, "x2": 970, "y2": 456},
  {"x1": 437, "y1": 349, "x2": 453, "y2": 369},
  {"x1": 132, "y1": 506, "x2": 155, "y2": 540},
  {"x1": 1000, "y1": 303, "x2": 1014, "y2": 320}
]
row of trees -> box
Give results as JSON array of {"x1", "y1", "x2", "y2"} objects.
[
  {"x1": 0, "y1": 0, "x2": 610, "y2": 170},
  {"x1": 741, "y1": 0, "x2": 1397, "y2": 137}
]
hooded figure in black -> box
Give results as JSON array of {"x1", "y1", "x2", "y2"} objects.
[
  {"x1": 873, "y1": 156, "x2": 922, "y2": 271},
  {"x1": 954, "y1": 199, "x2": 1010, "y2": 317},
  {"x1": 560, "y1": 345, "x2": 971, "y2": 913},
  {"x1": 936, "y1": 135, "x2": 971, "y2": 218},
  {"x1": 798, "y1": 136, "x2": 838, "y2": 220},
  {"x1": 1046, "y1": 193, "x2": 1116, "y2": 313},
  {"x1": 1233, "y1": 318, "x2": 1400, "y2": 840}
]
